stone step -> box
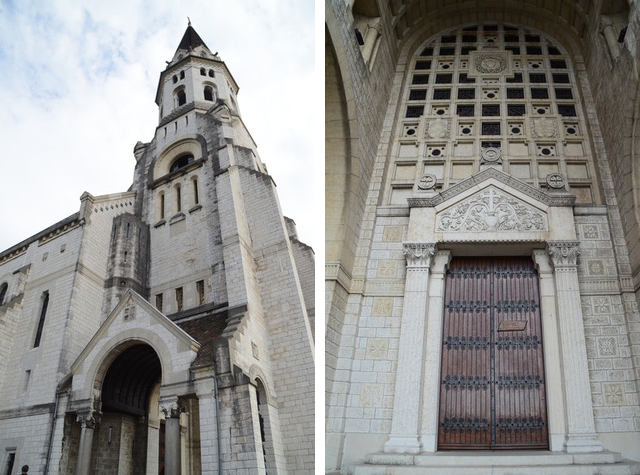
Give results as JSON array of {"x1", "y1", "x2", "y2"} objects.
[{"x1": 349, "y1": 452, "x2": 640, "y2": 475}]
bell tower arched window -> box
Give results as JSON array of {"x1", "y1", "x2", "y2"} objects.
[
  {"x1": 204, "y1": 86, "x2": 215, "y2": 101},
  {"x1": 175, "y1": 88, "x2": 186, "y2": 107},
  {"x1": 170, "y1": 154, "x2": 194, "y2": 173}
]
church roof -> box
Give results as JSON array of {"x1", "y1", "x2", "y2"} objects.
[{"x1": 175, "y1": 24, "x2": 209, "y2": 54}]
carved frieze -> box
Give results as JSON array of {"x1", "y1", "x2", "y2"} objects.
[{"x1": 437, "y1": 187, "x2": 547, "y2": 232}]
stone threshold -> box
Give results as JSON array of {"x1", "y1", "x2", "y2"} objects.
[{"x1": 346, "y1": 451, "x2": 640, "y2": 475}]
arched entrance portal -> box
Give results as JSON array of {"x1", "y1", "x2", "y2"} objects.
[{"x1": 94, "y1": 344, "x2": 162, "y2": 474}]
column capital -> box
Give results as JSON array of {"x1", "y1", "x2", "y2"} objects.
[
  {"x1": 403, "y1": 242, "x2": 436, "y2": 268},
  {"x1": 547, "y1": 240, "x2": 580, "y2": 268},
  {"x1": 76, "y1": 411, "x2": 100, "y2": 429},
  {"x1": 159, "y1": 396, "x2": 185, "y2": 419}
]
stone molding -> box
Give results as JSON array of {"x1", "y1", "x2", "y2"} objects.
[
  {"x1": 548, "y1": 241, "x2": 580, "y2": 267},
  {"x1": 403, "y1": 243, "x2": 436, "y2": 268}
]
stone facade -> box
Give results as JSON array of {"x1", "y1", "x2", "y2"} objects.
[
  {"x1": 0, "y1": 25, "x2": 314, "y2": 475},
  {"x1": 327, "y1": 1, "x2": 640, "y2": 473}
]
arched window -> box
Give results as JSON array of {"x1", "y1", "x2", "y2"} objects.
[
  {"x1": 200, "y1": 67, "x2": 206, "y2": 76},
  {"x1": 176, "y1": 89, "x2": 186, "y2": 107},
  {"x1": 170, "y1": 154, "x2": 194, "y2": 173},
  {"x1": 176, "y1": 184, "x2": 182, "y2": 212},
  {"x1": 180, "y1": 70, "x2": 185, "y2": 79},
  {"x1": 0, "y1": 282, "x2": 7, "y2": 306},
  {"x1": 172, "y1": 75, "x2": 178, "y2": 84},
  {"x1": 208, "y1": 69, "x2": 215, "y2": 77},
  {"x1": 204, "y1": 86, "x2": 215, "y2": 101}
]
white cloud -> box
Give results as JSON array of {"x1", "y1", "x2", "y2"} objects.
[{"x1": 0, "y1": 0, "x2": 318, "y2": 254}]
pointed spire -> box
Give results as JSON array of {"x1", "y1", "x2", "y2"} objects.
[{"x1": 175, "y1": 24, "x2": 209, "y2": 54}]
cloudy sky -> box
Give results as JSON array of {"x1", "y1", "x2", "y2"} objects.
[{"x1": 0, "y1": 0, "x2": 319, "y2": 253}]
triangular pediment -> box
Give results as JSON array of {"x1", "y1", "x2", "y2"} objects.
[
  {"x1": 408, "y1": 167, "x2": 575, "y2": 208},
  {"x1": 409, "y1": 169, "x2": 577, "y2": 243},
  {"x1": 71, "y1": 289, "x2": 200, "y2": 382}
]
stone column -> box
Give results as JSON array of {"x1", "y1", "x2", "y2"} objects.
[
  {"x1": 600, "y1": 16, "x2": 621, "y2": 60},
  {"x1": 532, "y1": 250, "x2": 566, "y2": 452},
  {"x1": 384, "y1": 242, "x2": 436, "y2": 454},
  {"x1": 419, "y1": 250, "x2": 451, "y2": 452},
  {"x1": 75, "y1": 412, "x2": 99, "y2": 475},
  {"x1": 547, "y1": 241, "x2": 603, "y2": 453},
  {"x1": 361, "y1": 19, "x2": 381, "y2": 64},
  {"x1": 160, "y1": 397, "x2": 183, "y2": 475}
]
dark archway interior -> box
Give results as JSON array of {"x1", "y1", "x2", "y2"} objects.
[{"x1": 102, "y1": 344, "x2": 162, "y2": 416}]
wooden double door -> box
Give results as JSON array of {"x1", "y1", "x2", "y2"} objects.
[{"x1": 438, "y1": 257, "x2": 548, "y2": 450}]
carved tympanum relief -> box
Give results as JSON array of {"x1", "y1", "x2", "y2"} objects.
[{"x1": 437, "y1": 187, "x2": 547, "y2": 232}]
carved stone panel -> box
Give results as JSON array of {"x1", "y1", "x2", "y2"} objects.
[
  {"x1": 469, "y1": 51, "x2": 512, "y2": 77},
  {"x1": 531, "y1": 117, "x2": 559, "y2": 139},
  {"x1": 437, "y1": 186, "x2": 547, "y2": 232},
  {"x1": 423, "y1": 117, "x2": 451, "y2": 139}
]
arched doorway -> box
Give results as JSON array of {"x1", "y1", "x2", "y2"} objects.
[{"x1": 93, "y1": 344, "x2": 162, "y2": 474}]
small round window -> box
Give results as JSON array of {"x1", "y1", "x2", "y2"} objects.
[{"x1": 170, "y1": 154, "x2": 195, "y2": 173}]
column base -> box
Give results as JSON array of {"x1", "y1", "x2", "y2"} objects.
[
  {"x1": 384, "y1": 435, "x2": 422, "y2": 454},
  {"x1": 564, "y1": 433, "x2": 604, "y2": 453}
]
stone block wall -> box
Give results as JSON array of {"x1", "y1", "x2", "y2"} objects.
[
  {"x1": 0, "y1": 412, "x2": 53, "y2": 474},
  {"x1": 575, "y1": 212, "x2": 640, "y2": 449}
]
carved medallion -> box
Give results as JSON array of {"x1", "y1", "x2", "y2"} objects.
[
  {"x1": 437, "y1": 187, "x2": 546, "y2": 232},
  {"x1": 531, "y1": 117, "x2": 558, "y2": 138},
  {"x1": 481, "y1": 147, "x2": 502, "y2": 164},
  {"x1": 546, "y1": 173, "x2": 565, "y2": 189},
  {"x1": 418, "y1": 174, "x2": 437, "y2": 190}
]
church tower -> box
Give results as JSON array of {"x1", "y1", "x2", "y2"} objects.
[{"x1": 0, "y1": 24, "x2": 314, "y2": 475}]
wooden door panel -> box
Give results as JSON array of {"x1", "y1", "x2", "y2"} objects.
[{"x1": 438, "y1": 257, "x2": 548, "y2": 450}]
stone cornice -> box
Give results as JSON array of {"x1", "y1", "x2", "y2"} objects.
[{"x1": 407, "y1": 168, "x2": 576, "y2": 208}]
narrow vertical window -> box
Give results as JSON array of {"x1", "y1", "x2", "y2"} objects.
[
  {"x1": 160, "y1": 193, "x2": 165, "y2": 219},
  {"x1": 193, "y1": 178, "x2": 199, "y2": 205},
  {"x1": 175, "y1": 287, "x2": 183, "y2": 312},
  {"x1": 126, "y1": 222, "x2": 130, "y2": 239},
  {"x1": 200, "y1": 67, "x2": 206, "y2": 76},
  {"x1": 23, "y1": 370, "x2": 31, "y2": 393},
  {"x1": 196, "y1": 280, "x2": 205, "y2": 305},
  {"x1": 204, "y1": 86, "x2": 214, "y2": 101},
  {"x1": 156, "y1": 293, "x2": 163, "y2": 312},
  {"x1": 124, "y1": 251, "x2": 128, "y2": 264},
  {"x1": 179, "y1": 70, "x2": 185, "y2": 79},
  {"x1": 0, "y1": 283, "x2": 7, "y2": 306},
  {"x1": 176, "y1": 184, "x2": 182, "y2": 212},
  {"x1": 33, "y1": 291, "x2": 49, "y2": 348},
  {"x1": 4, "y1": 452, "x2": 15, "y2": 475}
]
